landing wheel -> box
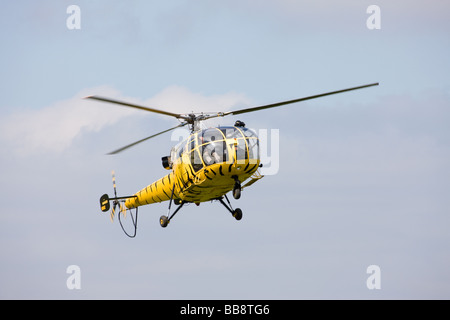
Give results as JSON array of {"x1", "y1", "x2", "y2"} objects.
[
  {"x1": 232, "y1": 176, "x2": 241, "y2": 200},
  {"x1": 233, "y1": 208, "x2": 243, "y2": 221},
  {"x1": 160, "y1": 215, "x2": 169, "y2": 228},
  {"x1": 233, "y1": 184, "x2": 241, "y2": 199}
]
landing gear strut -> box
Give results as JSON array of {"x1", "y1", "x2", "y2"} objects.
[
  {"x1": 219, "y1": 194, "x2": 243, "y2": 221},
  {"x1": 160, "y1": 184, "x2": 243, "y2": 228},
  {"x1": 159, "y1": 201, "x2": 185, "y2": 228},
  {"x1": 160, "y1": 183, "x2": 185, "y2": 228}
]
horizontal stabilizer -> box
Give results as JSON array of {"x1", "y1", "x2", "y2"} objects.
[
  {"x1": 99, "y1": 194, "x2": 138, "y2": 212},
  {"x1": 100, "y1": 194, "x2": 110, "y2": 212}
]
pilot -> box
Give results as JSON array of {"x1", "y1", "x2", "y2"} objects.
[{"x1": 203, "y1": 143, "x2": 222, "y2": 165}]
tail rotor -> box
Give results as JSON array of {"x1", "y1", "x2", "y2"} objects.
[
  {"x1": 111, "y1": 170, "x2": 122, "y2": 222},
  {"x1": 98, "y1": 171, "x2": 139, "y2": 237}
]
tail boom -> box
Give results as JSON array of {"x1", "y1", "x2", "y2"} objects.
[{"x1": 125, "y1": 173, "x2": 177, "y2": 209}]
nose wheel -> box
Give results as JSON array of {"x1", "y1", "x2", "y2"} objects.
[
  {"x1": 232, "y1": 176, "x2": 241, "y2": 200},
  {"x1": 233, "y1": 184, "x2": 241, "y2": 199}
]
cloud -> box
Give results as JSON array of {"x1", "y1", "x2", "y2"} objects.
[
  {"x1": 0, "y1": 86, "x2": 132, "y2": 156},
  {"x1": 0, "y1": 86, "x2": 251, "y2": 156}
]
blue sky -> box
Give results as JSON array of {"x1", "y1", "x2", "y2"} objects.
[{"x1": 1, "y1": 0, "x2": 450, "y2": 299}]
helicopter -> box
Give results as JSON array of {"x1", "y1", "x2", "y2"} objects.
[{"x1": 88, "y1": 82, "x2": 379, "y2": 237}]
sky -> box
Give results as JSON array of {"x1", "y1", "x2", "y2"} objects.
[{"x1": 1, "y1": 0, "x2": 449, "y2": 299}]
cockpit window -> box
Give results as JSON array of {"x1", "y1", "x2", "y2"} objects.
[
  {"x1": 171, "y1": 127, "x2": 259, "y2": 171},
  {"x1": 200, "y1": 128, "x2": 227, "y2": 165},
  {"x1": 242, "y1": 128, "x2": 259, "y2": 162},
  {"x1": 200, "y1": 127, "x2": 259, "y2": 166}
]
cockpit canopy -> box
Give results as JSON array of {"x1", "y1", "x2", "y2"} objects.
[{"x1": 170, "y1": 126, "x2": 259, "y2": 172}]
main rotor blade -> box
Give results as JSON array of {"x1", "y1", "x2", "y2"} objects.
[
  {"x1": 107, "y1": 123, "x2": 188, "y2": 155},
  {"x1": 223, "y1": 82, "x2": 379, "y2": 116},
  {"x1": 85, "y1": 95, "x2": 189, "y2": 121}
]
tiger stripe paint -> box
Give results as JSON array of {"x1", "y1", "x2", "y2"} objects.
[{"x1": 124, "y1": 126, "x2": 263, "y2": 209}]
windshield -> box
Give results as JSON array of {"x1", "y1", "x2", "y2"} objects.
[
  {"x1": 199, "y1": 126, "x2": 259, "y2": 166},
  {"x1": 172, "y1": 126, "x2": 259, "y2": 172}
]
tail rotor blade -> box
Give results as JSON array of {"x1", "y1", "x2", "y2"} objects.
[
  {"x1": 110, "y1": 171, "x2": 118, "y2": 222},
  {"x1": 110, "y1": 204, "x2": 116, "y2": 223},
  {"x1": 109, "y1": 207, "x2": 114, "y2": 222},
  {"x1": 112, "y1": 170, "x2": 118, "y2": 198},
  {"x1": 120, "y1": 203, "x2": 127, "y2": 219}
]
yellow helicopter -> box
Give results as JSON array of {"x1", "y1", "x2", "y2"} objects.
[{"x1": 87, "y1": 83, "x2": 378, "y2": 237}]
